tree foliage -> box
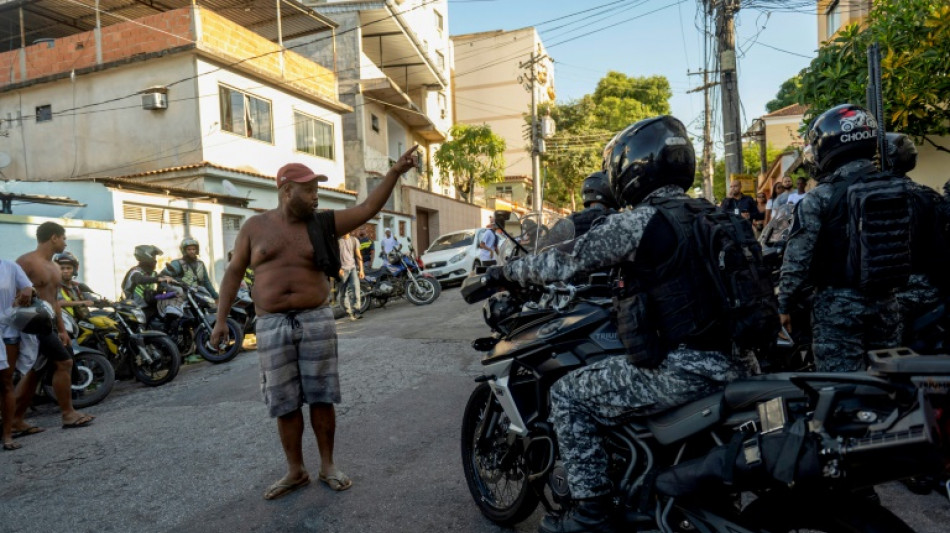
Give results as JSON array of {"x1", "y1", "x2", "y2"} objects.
[
  {"x1": 765, "y1": 75, "x2": 802, "y2": 113},
  {"x1": 541, "y1": 72, "x2": 673, "y2": 209},
  {"x1": 794, "y1": 0, "x2": 950, "y2": 153},
  {"x1": 434, "y1": 124, "x2": 505, "y2": 204}
]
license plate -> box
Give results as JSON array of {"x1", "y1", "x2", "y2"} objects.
[{"x1": 428, "y1": 269, "x2": 442, "y2": 277}]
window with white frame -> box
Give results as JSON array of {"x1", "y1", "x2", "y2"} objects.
[
  {"x1": 435, "y1": 11, "x2": 444, "y2": 36},
  {"x1": 294, "y1": 111, "x2": 335, "y2": 160},
  {"x1": 219, "y1": 85, "x2": 273, "y2": 143},
  {"x1": 826, "y1": 1, "x2": 841, "y2": 39},
  {"x1": 436, "y1": 51, "x2": 445, "y2": 71}
]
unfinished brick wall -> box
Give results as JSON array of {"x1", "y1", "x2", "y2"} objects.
[
  {"x1": 0, "y1": 8, "x2": 195, "y2": 86},
  {"x1": 0, "y1": 6, "x2": 338, "y2": 106}
]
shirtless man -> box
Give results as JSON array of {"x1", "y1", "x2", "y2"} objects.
[
  {"x1": 212, "y1": 147, "x2": 418, "y2": 500},
  {"x1": 13, "y1": 221, "x2": 95, "y2": 431}
]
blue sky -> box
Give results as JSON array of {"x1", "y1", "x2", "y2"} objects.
[{"x1": 449, "y1": 0, "x2": 819, "y2": 151}]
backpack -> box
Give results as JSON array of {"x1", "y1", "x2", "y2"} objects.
[
  {"x1": 653, "y1": 198, "x2": 779, "y2": 351},
  {"x1": 842, "y1": 171, "x2": 913, "y2": 293}
]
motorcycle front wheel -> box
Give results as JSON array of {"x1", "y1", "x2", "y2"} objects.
[
  {"x1": 44, "y1": 350, "x2": 116, "y2": 409},
  {"x1": 405, "y1": 277, "x2": 440, "y2": 306},
  {"x1": 195, "y1": 318, "x2": 243, "y2": 364},
  {"x1": 461, "y1": 383, "x2": 538, "y2": 526},
  {"x1": 132, "y1": 336, "x2": 181, "y2": 386}
]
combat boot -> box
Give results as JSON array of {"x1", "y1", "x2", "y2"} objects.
[{"x1": 538, "y1": 496, "x2": 615, "y2": 533}]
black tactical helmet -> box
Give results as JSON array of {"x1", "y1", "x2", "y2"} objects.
[
  {"x1": 805, "y1": 103, "x2": 878, "y2": 173},
  {"x1": 603, "y1": 116, "x2": 695, "y2": 208},
  {"x1": 885, "y1": 132, "x2": 918, "y2": 175},
  {"x1": 580, "y1": 172, "x2": 618, "y2": 209},
  {"x1": 134, "y1": 245, "x2": 163, "y2": 264}
]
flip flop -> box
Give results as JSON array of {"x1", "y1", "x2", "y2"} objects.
[
  {"x1": 12, "y1": 426, "x2": 45, "y2": 439},
  {"x1": 3, "y1": 441, "x2": 22, "y2": 451},
  {"x1": 318, "y1": 470, "x2": 353, "y2": 492},
  {"x1": 264, "y1": 474, "x2": 311, "y2": 500},
  {"x1": 62, "y1": 415, "x2": 95, "y2": 429}
]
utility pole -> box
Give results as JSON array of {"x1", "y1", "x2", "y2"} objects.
[
  {"x1": 519, "y1": 48, "x2": 547, "y2": 214},
  {"x1": 714, "y1": 0, "x2": 744, "y2": 188},
  {"x1": 688, "y1": 70, "x2": 719, "y2": 201}
]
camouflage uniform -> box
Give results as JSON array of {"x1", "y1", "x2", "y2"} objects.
[
  {"x1": 778, "y1": 160, "x2": 904, "y2": 372},
  {"x1": 504, "y1": 185, "x2": 759, "y2": 499},
  {"x1": 895, "y1": 274, "x2": 941, "y2": 343}
]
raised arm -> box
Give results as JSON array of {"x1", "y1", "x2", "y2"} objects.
[{"x1": 334, "y1": 146, "x2": 418, "y2": 236}]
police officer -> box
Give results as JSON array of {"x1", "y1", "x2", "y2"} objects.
[
  {"x1": 161, "y1": 238, "x2": 218, "y2": 300},
  {"x1": 568, "y1": 172, "x2": 619, "y2": 238},
  {"x1": 887, "y1": 133, "x2": 948, "y2": 347},
  {"x1": 485, "y1": 116, "x2": 759, "y2": 533},
  {"x1": 778, "y1": 104, "x2": 935, "y2": 372}
]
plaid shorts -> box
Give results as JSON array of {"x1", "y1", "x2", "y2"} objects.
[{"x1": 255, "y1": 306, "x2": 341, "y2": 418}]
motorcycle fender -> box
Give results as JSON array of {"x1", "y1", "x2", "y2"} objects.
[
  {"x1": 136, "y1": 330, "x2": 171, "y2": 340},
  {"x1": 230, "y1": 307, "x2": 248, "y2": 319},
  {"x1": 71, "y1": 344, "x2": 105, "y2": 357}
]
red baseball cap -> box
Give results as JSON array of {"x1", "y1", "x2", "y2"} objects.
[{"x1": 276, "y1": 163, "x2": 329, "y2": 188}]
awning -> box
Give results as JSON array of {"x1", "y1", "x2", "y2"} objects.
[
  {"x1": 362, "y1": 77, "x2": 445, "y2": 142},
  {"x1": 0, "y1": 191, "x2": 85, "y2": 214},
  {"x1": 0, "y1": 0, "x2": 336, "y2": 51},
  {"x1": 316, "y1": 0, "x2": 446, "y2": 90}
]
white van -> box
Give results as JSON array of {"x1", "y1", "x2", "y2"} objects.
[{"x1": 421, "y1": 228, "x2": 497, "y2": 286}]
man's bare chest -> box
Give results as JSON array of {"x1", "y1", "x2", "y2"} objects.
[{"x1": 251, "y1": 227, "x2": 313, "y2": 267}]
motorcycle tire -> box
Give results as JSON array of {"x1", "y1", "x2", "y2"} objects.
[
  {"x1": 461, "y1": 383, "x2": 539, "y2": 526},
  {"x1": 740, "y1": 491, "x2": 915, "y2": 533},
  {"x1": 132, "y1": 336, "x2": 181, "y2": 387},
  {"x1": 405, "y1": 277, "x2": 440, "y2": 306},
  {"x1": 195, "y1": 318, "x2": 243, "y2": 364},
  {"x1": 43, "y1": 350, "x2": 115, "y2": 409}
]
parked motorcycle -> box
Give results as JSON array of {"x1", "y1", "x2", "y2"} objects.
[
  {"x1": 31, "y1": 313, "x2": 116, "y2": 409},
  {"x1": 228, "y1": 286, "x2": 256, "y2": 336},
  {"x1": 71, "y1": 298, "x2": 180, "y2": 386},
  {"x1": 358, "y1": 238, "x2": 440, "y2": 312},
  {"x1": 457, "y1": 216, "x2": 950, "y2": 532},
  {"x1": 151, "y1": 281, "x2": 243, "y2": 364}
]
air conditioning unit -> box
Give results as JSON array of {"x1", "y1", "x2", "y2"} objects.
[{"x1": 142, "y1": 92, "x2": 168, "y2": 110}]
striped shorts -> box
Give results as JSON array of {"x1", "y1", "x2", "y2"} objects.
[{"x1": 256, "y1": 306, "x2": 341, "y2": 418}]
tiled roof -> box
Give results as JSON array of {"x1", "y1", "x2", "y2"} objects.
[
  {"x1": 763, "y1": 104, "x2": 809, "y2": 118},
  {"x1": 92, "y1": 161, "x2": 357, "y2": 196}
]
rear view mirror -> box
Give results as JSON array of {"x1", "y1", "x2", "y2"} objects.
[{"x1": 503, "y1": 219, "x2": 523, "y2": 239}]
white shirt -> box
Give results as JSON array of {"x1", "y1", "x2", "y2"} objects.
[
  {"x1": 787, "y1": 191, "x2": 807, "y2": 205},
  {"x1": 381, "y1": 236, "x2": 399, "y2": 254},
  {"x1": 478, "y1": 229, "x2": 496, "y2": 262}
]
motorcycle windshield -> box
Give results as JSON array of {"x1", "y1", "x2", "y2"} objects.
[{"x1": 513, "y1": 213, "x2": 575, "y2": 256}]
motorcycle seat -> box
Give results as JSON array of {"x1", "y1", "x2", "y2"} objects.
[
  {"x1": 647, "y1": 392, "x2": 725, "y2": 446},
  {"x1": 723, "y1": 375, "x2": 806, "y2": 411}
]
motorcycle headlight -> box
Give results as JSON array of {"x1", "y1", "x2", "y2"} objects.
[{"x1": 449, "y1": 252, "x2": 466, "y2": 264}]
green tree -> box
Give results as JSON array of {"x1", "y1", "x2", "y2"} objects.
[
  {"x1": 795, "y1": 0, "x2": 950, "y2": 154},
  {"x1": 434, "y1": 124, "x2": 506, "y2": 204},
  {"x1": 765, "y1": 74, "x2": 803, "y2": 113},
  {"x1": 541, "y1": 72, "x2": 673, "y2": 209}
]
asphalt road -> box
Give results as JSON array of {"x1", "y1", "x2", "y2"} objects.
[{"x1": 1, "y1": 288, "x2": 948, "y2": 533}]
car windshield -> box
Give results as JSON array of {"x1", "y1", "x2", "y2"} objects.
[{"x1": 427, "y1": 231, "x2": 475, "y2": 253}]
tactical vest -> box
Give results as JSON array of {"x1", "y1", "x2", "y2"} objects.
[
  {"x1": 615, "y1": 198, "x2": 722, "y2": 366},
  {"x1": 813, "y1": 162, "x2": 913, "y2": 293}
]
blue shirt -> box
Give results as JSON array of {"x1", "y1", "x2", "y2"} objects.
[{"x1": 0, "y1": 259, "x2": 32, "y2": 311}]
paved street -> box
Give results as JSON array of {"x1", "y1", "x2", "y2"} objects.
[{"x1": 2, "y1": 287, "x2": 949, "y2": 533}]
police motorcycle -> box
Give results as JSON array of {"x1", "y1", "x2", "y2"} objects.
[
  {"x1": 150, "y1": 280, "x2": 243, "y2": 364},
  {"x1": 72, "y1": 294, "x2": 181, "y2": 387},
  {"x1": 459, "y1": 214, "x2": 950, "y2": 532},
  {"x1": 358, "y1": 238, "x2": 441, "y2": 312},
  {"x1": 228, "y1": 286, "x2": 256, "y2": 336},
  {"x1": 10, "y1": 298, "x2": 115, "y2": 409}
]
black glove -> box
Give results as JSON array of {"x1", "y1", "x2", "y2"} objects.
[{"x1": 485, "y1": 265, "x2": 508, "y2": 286}]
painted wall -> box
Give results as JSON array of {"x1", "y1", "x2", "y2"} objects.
[
  {"x1": 908, "y1": 135, "x2": 950, "y2": 191},
  {"x1": 0, "y1": 181, "x2": 116, "y2": 221},
  {"x1": 452, "y1": 28, "x2": 555, "y2": 178},
  {"x1": 764, "y1": 115, "x2": 805, "y2": 152},
  {"x1": 0, "y1": 54, "x2": 203, "y2": 181},
  {"x1": 195, "y1": 58, "x2": 346, "y2": 188},
  {"x1": 0, "y1": 214, "x2": 119, "y2": 300}
]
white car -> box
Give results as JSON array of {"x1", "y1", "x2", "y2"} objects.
[{"x1": 421, "y1": 228, "x2": 496, "y2": 285}]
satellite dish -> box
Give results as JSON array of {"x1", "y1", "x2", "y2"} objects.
[
  {"x1": 0, "y1": 152, "x2": 12, "y2": 169},
  {"x1": 222, "y1": 179, "x2": 239, "y2": 197}
]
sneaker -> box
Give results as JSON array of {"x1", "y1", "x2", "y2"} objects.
[{"x1": 348, "y1": 313, "x2": 358, "y2": 321}]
